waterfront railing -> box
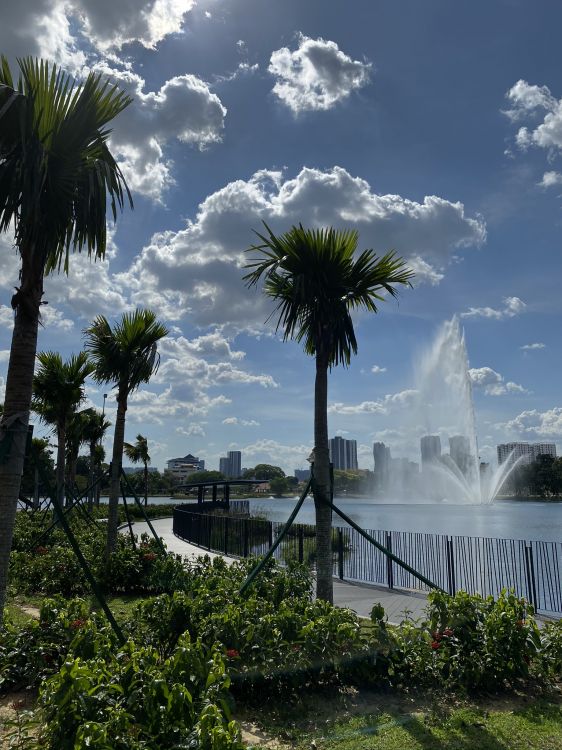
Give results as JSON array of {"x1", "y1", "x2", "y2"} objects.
[{"x1": 173, "y1": 506, "x2": 562, "y2": 616}]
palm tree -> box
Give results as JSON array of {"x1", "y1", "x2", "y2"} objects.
[
  {"x1": 245, "y1": 223, "x2": 414, "y2": 603},
  {"x1": 32, "y1": 352, "x2": 95, "y2": 517},
  {"x1": 0, "y1": 57, "x2": 132, "y2": 624},
  {"x1": 124, "y1": 434, "x2": 151, "y2": 506},
  {"x1": 84, "y1": 310, "x2": 168, "y2": 553},
  {"x1": 80, "y1": 408, "x2": 111, "y2": 510}
]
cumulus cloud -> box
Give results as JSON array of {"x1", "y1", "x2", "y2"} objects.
[
  {"x1": 222, "y1": 417, "x2": 260, "y2": 427},
  {"x1": 468, "y1": 367, "x2": 528, "y2": 396},
  {"x1": 504, "y1": 80, "x2": 562, "y2": 178},
  {"x1": 40, "y1": 305, "x2": 74, "y2": 331},
  {"x1": 119, "y1": 165, "x2": 485, "y2": 331},
  {"x1": 520, "y1": 342, "x2": 545, "y2": 351},
  {"x1": 371, "y1": 365, "x2": 387, "y2": 374},
  {"x1": 503, "y1": 408, "x2": 562, "y2": 437},
  {"x1": 269, "y1": 33, "x2": 371, "y2": 113},
  {"x1": 0, "y1": 1, "x2": 195, "y2": 68},
  {"x1": 241, "y1": 438, "x2": 313, "y2": 472},
  {"x1": 176, "y1": 424, "x2": 206, "y2": 437},
  {"x1": 96, "y1": 65, "x2": 226, "y2": 201},
  {"x1": 0, "y1": 306, "x2": 15, "y2": 331},
  {"x1": 328, "y1": 389, "x2": 418, "y2": 415},
  {"x1": 539, "y1": 171, "x2": 562, "y2": 188},
  {"x1": 460, "y1": 296, "x2": 526, "y2": 320}
]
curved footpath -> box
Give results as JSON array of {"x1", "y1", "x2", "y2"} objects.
[{"x1": 129, "y1": 518, "x2": 555, "y2": 625}]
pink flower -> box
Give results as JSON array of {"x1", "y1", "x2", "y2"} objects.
[
  {"x1": 226, "y1": 648, "x2": 240, "y2": 658},
  {"x1": 431, "y1": 641, "x2": 441, "y2": 650}
]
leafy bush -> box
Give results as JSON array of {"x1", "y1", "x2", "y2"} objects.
[{"x1": 40, "y1": 634, "x2": 244, "y2": 750}]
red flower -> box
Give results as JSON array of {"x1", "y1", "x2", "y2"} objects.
[
  {"x1": 431, "y1": 640, "x2": 441, "y2": 650},
  {"x1": 142, "y1": 552, "x2": 157, "y2": 562},
  {"x1": 516, "y1": 619, "x2": 525, "y2": 628},
  {"x1": 443, "y1": 628, "x2": 454, "y2": 637},
  {"x1": 292, "y1": 645, "x2": 301, "y2": 652},
  {"x1": 226, "y1": 648, "x2": 240, "y2": 658},
  {"x1": 69, "y1": 618, "x2": 85, "y2": 630}
]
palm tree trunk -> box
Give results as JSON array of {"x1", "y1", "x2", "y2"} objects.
[
  {"x1": 56, "y1": 426, "x2": 66, "y2": 515},
  {"x1": 0, "y1": 261, "x2": 43, "y2": 627},
  {"x1": 106, "y1": 393, "x2": 127, "y2": 555},
  {"x1": 313, "y1": 353, "x2": 333, "y2": 604}
]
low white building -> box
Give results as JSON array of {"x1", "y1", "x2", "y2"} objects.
[{"x1": 166, "y1": 454, "x2": 205, "y2": 482}]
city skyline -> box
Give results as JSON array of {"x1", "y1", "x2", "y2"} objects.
[{"x1": 2, "y1": 3, "x2": 562, "y2": 475}]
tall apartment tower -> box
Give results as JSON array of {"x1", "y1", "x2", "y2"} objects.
[
  {"x1": 227, "y1": 450, "x2": 242, "y2": 478},
  {"x1": 497, "y1": 442, "x2": 556, "y2": 466},
  {"x1": 219, "y1": 457, "x2": 229, "y2": 476},
  {"x1": 329, "y1": 436, "x2": 358, "y2": 470},
  {"x1": 420, "y1": 435, "x2": 441, "y2": 468},
  {"x1": 449, "y1": 435, "x2": 472, "y2": 477},
  {"x1": 373, "y1": 442, "x2": 391, "y2": 489}
]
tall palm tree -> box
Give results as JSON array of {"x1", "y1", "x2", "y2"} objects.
[
  {"x1": 124, "y1": 434, "x2": 151, "y2": 506},
  {"x1": 0, "y1": 57, "x2": 132, "y2": 624},
  {"x1": 80, "y1": 408, "x2": 111, "y2": 510},
  {"x1": 245, "y1": 223, "x2": 414, "y2": 603},
  {"x1": 84, "y1": 310, "x2": 168, "y2": 553},
  {"x1": 32, "y1": 352, "x2": 95, "y2": 517}
]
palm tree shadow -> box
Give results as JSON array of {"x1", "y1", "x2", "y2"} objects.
[{"x1": 403, "y1": 713, "x2": 509, "y2": 750}]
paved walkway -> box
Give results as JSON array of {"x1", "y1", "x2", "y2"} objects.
[
  {"x1": 130, "y1": 518, "x2": 559, "y2": 624},
  {"x1": 131, "y1": 518, "x2": 431, "y2": 623}
]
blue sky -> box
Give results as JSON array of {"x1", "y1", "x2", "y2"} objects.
[{"x1": 2, "y1": 0, "x2": 562, "y2": 473}]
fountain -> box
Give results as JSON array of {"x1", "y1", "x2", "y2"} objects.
[{"x1": 397, "y1": 318, "x2": 520, "y2": 504}]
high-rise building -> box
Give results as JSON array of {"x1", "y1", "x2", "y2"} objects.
[
  {"x1": 227, "y1": 450, "x2": 242, "y2": 478},
  {"x1": 449, "y1": 435, "x2": 472, "y2": 477},
  {"x1": 329, "y1": 436, "x2": 358, "y2": 470},
  {"x1": 420, "y1": 435, "x2": 441, "y2": 467},
  {"x1": 219, "y1": 457, "x2": 229, "y2": 476},
  {"x1": 497, "y1": 442, "x2": 556, "y2": 466},
  {"x1": 373, "y1": 442, "x2": 391, "y2": 489},
  {"x1": 166, "y1": 454, "x2": 205, "y2": 482},
  {"x1": 294, "y1": 468, "x2": 311, "y2": 482}
]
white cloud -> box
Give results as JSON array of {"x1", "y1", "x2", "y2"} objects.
[
  {"x1": 371, "y1": 365, "x2": 387, "y2": 374},
  {"x1": 0, "y1": 350, "x2": 10, "y2": 363},
  {"x1": 460, "y1": 296, "x2": 526, "y2": 320},
  {"x1": 539, "y1": 171, "x2": 562, "y2": 188},
  {"x1": 468, "y1": 366, "x2": 528, "y2": 396},
  {"x1": 0, "y1": 306, "x2": 15, "y2": 331},
  {"x1": 97, "y1": 65, "x2": 227, "y2": 201},
  {"x1": 40, "y1": 305, "x2": 74, "y2": 331},
  {"x1": 120, "y1": 165, "x2": 485, "y2": 331},
  {"x1": 176, "y1": 424, "x2": 206, "y2": 437},
  {"x1": 503, "y1": 80, "x2": 557, "y2": 121},
  {"x1": 222, "y1": 417, "x2": 260, "y2": 427},
  {"x1": 0, "y1": 1, "x2": 195, "y2": 72},
  {"x1": 520, "y1": 342, "x2": 545, "y2": 351},
  {"x1": 269, "y1": 33, "x2": 371, "y2": 113},
  {"x1": 503, "y1": 408, "x2": 562, "y2": 437},
  {"x1": 241, "y1": 438, "x2": 313, "y2": 471},
  {"x1": 328, "y1": 389, "x2": 418, "y2": 415}
]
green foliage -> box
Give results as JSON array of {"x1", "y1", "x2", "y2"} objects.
[
  {"x1": 509, "y1": 454, "x2": 562, "y2": 498},
  {"x1": 243, "y1": 464, "x2": 285, "y2": 480}
]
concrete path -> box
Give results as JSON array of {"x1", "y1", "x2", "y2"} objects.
[
  {"x1": 130, "y1": 518, "x2": 559, "y2": 624},
  {"x1": 130, "y1": 518, "x2": 431, "y2": 623}
]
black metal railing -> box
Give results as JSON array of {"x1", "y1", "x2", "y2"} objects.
[{"x1": 172, "y1": 506, "x2": 562, "y2": 615}]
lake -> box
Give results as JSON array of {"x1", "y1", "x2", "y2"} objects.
[{"x1": 141, "y1": 495, "x2": 562, "y2": 543}]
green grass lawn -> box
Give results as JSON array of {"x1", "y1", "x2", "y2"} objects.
[
  {"x1": 243, "y1": 690, "x2": 562, "y2": 750},
  {"x1": 6, "y1": 592, "x2": 150, "y2": 626}
]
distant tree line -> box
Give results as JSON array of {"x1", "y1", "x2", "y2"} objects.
[{"x1": 508, "y1": 454, "x2": 562, "y2": 499}]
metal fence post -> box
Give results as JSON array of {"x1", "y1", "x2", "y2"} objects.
[
  {"x1": 337, "y1": 528, "x2": 344, "y2": 580},
  {"x1": 243, "y1": 518, "x2": 249, "y2": 557},
  {"x1": 524, "y1": 544, "x2": 538, "y2": 610},
  {"x1": 298, "y1": 526, "x2": 304, "y2": 563},
  {"x1": 224, "y1": 517, "x2": 229, "y2": 555},
  {"x1": 447, "y1": 537, "x2": 456, "y2": 595},
  {"x1": 268, "y1": 521, "x2": 273, "y2": 549},
  {"x1": 386, "y1": 532, "x2": 394, "y2": 590}
]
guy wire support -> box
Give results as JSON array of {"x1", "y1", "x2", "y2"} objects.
[{"x1": 120, "y1": 469, "x2": 166, "y2": 555}]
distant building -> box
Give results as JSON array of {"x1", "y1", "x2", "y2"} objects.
[
  {"x1": 166, "y1": 454, "x2": 205, "y2": 482},
  {"x1": 329, "y1": 436, "x2": 358, "y2": 471},
  {"x1": 294, "y1": 468, "x2": 311, "y2": 482},
  {"x1": 219, "y1": 450, "x2": 242, "y2": 478},
  {"x1": 420, "y1": 435, "x2": 441, "y2": 467},
  {"x1": 373, "y1": 442, "x2": 391, "y2": 490},
  {"x1": 449, "y1": 435, "x2": 473, "y2": 477},
  {"x1": 497, "y1": 442, "x2": 556, "y2": 466}
]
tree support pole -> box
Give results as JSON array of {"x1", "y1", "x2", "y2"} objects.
[
  {"x1": 120, "y1": 484, "x2": 137, "y2": 550},
  {"x1": 239, "y1": 475, "x2": 312, "y2": 596},
  {"x1": 120, "y1": 470, "x2": 166, "y2": 554}
]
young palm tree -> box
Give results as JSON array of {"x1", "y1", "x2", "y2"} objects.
[
  {"x1": 124, "y1": 434, "x2": 151, "y2": 506},
  {"x1": 245, "y1": 223, "x2": 414, "y2": 603},
  {"x1": 0, "y1": 57, "x2": 132, "y2": 624},
  {"x1": 32, "y1": 352, "x2": 95, "y2": 517},
  {"x1": 84, "y1": 310, "x2": 168, "y2": 553},
  {"x1": 80, "y1": 408, "x2": 111, "y2": 510}
]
